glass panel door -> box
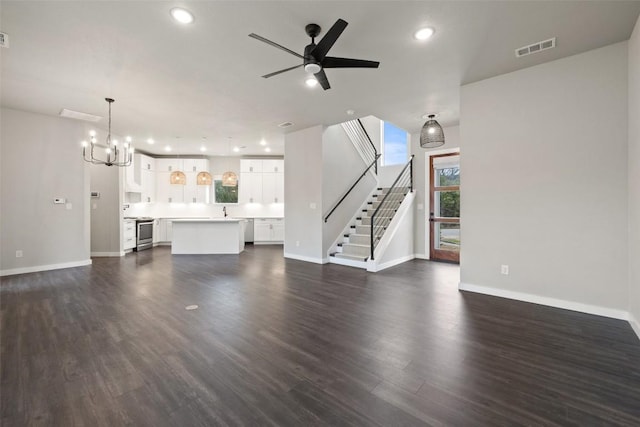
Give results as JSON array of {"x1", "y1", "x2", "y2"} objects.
[{"x1": 430, "y1": 153, "x2": 460, "y2": 262}]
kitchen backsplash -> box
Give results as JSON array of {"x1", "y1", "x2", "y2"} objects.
[{"x1": 124, "y1": 202, "x2": 284, "y2": 218}]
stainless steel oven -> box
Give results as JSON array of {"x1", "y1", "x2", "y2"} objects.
[{"x1": 135, "y1": 218, "x2": 154, "y2": 251}]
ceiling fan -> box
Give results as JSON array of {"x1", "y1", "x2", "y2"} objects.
[{"x1": 249, "y1": 18, "x2": 380, "y2": 90}]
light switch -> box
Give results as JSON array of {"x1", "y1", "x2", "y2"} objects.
[
  {"x1": 65, "y1": 203, "x2": 72, "y2": 210},
  {"x1": 309, "y1": 202, "x2": 316, "y2": 209},
  {"x1": 92, "y1": 203, "x2": 97, "y2": 210}
]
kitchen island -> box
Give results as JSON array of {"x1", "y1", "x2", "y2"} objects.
[{"x1": 171, "y1": 218, "x2": 246, "y2": 254}]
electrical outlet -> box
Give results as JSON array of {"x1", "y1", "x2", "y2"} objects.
[
  {"x1": 15, "y1": 250, "x2": 23, "y2": 258},
  {"x1": 501, "y1": 265, "x2": 509, "y2": 275}
]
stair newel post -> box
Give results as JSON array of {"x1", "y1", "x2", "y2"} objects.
[
  {"x1": 370, "y1": 211, "x2": 375, "y2": 261},
  {"x1": 409, "y1": 155, "x2": 414, "y2": 192}
]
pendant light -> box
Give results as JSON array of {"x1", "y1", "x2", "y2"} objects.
[
  {"x1": 170, "y1": 170, "x2": 186, "y2": 185},
  {"x1": 197, "y1": 171, "x2": 213, "y2": 185},
  {"x1": 81, "y1": 98, "x2": 133, "y2": 166},
  {"x1": 222, "y1": 139, "x2": 238, "y2": 187},
  {"x1": 420, "y1": 114, "x2": 445, "y2": 148}
]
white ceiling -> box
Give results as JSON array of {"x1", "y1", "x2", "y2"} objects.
[{"x1": 2, "y1": 1, "x2": 639, "y2": 156}]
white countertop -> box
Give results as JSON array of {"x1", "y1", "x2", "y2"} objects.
[{"x1": 171, "y1": 218, "x2": 245, "y2": 223}]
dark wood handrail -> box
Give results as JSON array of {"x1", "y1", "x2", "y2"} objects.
[
  {"x1": 324, "y1": 154, "x2": 381, "y2": 223},
  {"x1": 370, "y1": 155, "x2": 414, "y2": 260},
  {"x1": 356, "y1": 118, "x2": 377, "y2": 174}
]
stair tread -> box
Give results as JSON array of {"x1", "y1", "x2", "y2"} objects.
[{"x1": 333, "y1": 253, "x2": 368, "y2": 262}]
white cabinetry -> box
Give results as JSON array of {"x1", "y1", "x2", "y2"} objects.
[
  {"x1": 123, "y1": 219, "x2": 136, "y2": 250},
  {"x1": 155, "y1": 219, "x2": 174, "y2": 244},
  {"x1": 155, "y1": 158, "x2": 210, "y2": 203},
  {"x1": 239, "y1": 172, "x2": 262, "y2": 203},
  {"x1": 239, "y1": 159, "x2": 284, "y2": 204},
  {"x1": 254, "y1": 218, "x2": 284, "y2": 244}
]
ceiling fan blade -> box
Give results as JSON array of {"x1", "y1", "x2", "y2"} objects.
[
  {"x1": 249, "y1": 33, "x2": 304, "y2": 59},
  {"x1": 314, "y1": 69, "x2": 331, "y2": 90},
  {"x1": 322, "y1": 57, "x2": 380, "y2": 69},
  {"x1": 311, "y1": 19, "x2": 348, "y2": 61},
  {"x1": 262, "y1": 64, "x2": 304, "y2": 78}
]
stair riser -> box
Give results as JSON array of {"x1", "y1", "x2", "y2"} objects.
[
  {"x1": 342, "y1": 244, "x2": 370, "y2": 257},
  {"x1": 355, "y1": 225, "x2": 385, "y2": 234},
  {"x1": 349, "y1": 234, "x2": 371, "y2": 245},
  {"x1": 360, "y1": 217, "x2": 392, "y2": 226}
]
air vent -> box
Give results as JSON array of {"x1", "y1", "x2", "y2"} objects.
[
  {"x1": 515, "y1": 37, "x2": 556, "y2": 58},
  {"x1": 59, "y1": 109, "x2": 102, "y2": 122},
  {"x1": 0, "y1": 32, "x2": 8, "y2": 48},
  {"x1": 278, "y1": 122, "x2": 293, "y2": 128}
]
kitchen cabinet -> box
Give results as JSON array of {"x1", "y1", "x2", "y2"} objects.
[
  {"x1": 238, "y1": 172, "x2": 262, "y2": 203},
  {"x1": 239, "y1": 159, "x2": 284, "y2": 204},
  {"x1": 262, "y1": 159, "x2": 284, "y2": 173},
  {"x1": 261, "y1": 172, "x2": 284, "y2": 204},
  {"x1": 141, "y1": 168, "x2": 155, "y2": 203},
  {"x1": 123, "y1": 219, "x2": 136, "y2": 250},
  {"x1": 254, "y1": 218, "x2": 284, "y2": 243},
  {"x1": 155, "y1": 219, "x2": 174, "y2": 243},
  {"x1": 155, "y1": 158, "x2": 184, "y2": 172},
  {"x1": 183, "y1": 159, "x2": 208, "y2": 173},
  {"x1": 156, "y1": 172, "x2": 184, "y2": 203},
  {"x1": 184, "y1": 172, "x2": 211, "y2": 203},
  {"x1": 153, "y1": 219, "x2": 161, "y2": 244},
  {"x1": 241, "y1": 159, "x2": 263, "y2": 173}
]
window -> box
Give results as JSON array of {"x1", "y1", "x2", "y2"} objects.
[
  {"x1": 214, "y1": 178, "x2": 238, "y2": 203},
  {"x1": 381, "y1": 121, "x2": 408, "y2": 166}
]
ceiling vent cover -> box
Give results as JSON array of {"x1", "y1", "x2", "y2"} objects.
[
  {"x1": 0, "y1": 32, "x2": 9, "y2": 48},
  {"x1": 278, "y1": 122, "x2": 293, "y2": 128},
  {"x1": 515, "y1": 37, "x2": 556, "y2": 58}
]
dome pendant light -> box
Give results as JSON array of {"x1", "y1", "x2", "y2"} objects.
[{"x1": 420, "y1": 114, "x2": 445, "y2": 148}]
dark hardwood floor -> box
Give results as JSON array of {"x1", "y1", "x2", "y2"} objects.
[{"x1": 2, "y1": 245, "x2": 639, "y2": 426}]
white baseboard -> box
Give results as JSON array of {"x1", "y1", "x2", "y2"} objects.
[
  {"x1": 0, "y1": 259, "x2": 92, "y2": 277},
  {"x1": 91, "y1": 251, "x2": 125, "y2": 257},
  {"x1": 254, "y1": 241, "x2": 284, "y2": 245},
  {"x1": 414, "y1": 253, "x2": 428, "y2": 260},
  {"x1": 629, "y1": 313, "x2": 640, "y2": 341},
  {"x1": 283, "y1": 252, "x2": 328, "y2": 264},
  {"x1": 458, "y1": 282, "x2": 628, "y2": 321},
  {"x1": 368, "y1": 254, "x2": 415, "y2": 272}
]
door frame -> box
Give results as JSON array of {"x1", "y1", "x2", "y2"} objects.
[
  {"x1": 428, "y1": 151, "x2": 460, "y2": 263},
  {"x1": 423, "y1": 147, "x2": 460, "y2": 259}
]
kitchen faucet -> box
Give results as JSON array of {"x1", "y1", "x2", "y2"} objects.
[{"x1": 223, "y1": 206, "x2": 227, "y2": 218}]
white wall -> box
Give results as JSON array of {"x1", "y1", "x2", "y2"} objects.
[
  {"x1": 0, "y1": 108, "x2": 91, "y2": 275},
  {"x1": 322, "y1": 124, "x2": 377, "y2": 255},
  {"x1": 89, "y1": 162, "x2": 122, "y2": 255},
  {"x1": 284, "y1": 126, "x2": 325, "y2": 263},
  {"x1": 459, "y1": 42, "x2": 629, "y2": 317},
  {"x1": 410, "y1": 126, "x2": 460, "y2": 258},
  {"x1": 628, "y1": 15, "x2": 640, "y2": 334}
]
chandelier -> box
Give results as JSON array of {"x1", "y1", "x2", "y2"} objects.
[
  {"x1": 420, "y1": 114, "x2": 445, "y2": 148},
  {"x1": 82, "y1": 98, "x2": 133, "y2": 166}
]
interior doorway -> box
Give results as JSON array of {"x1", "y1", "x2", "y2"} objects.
[{"x1": 429, "y1": 153, "x2": 460, "y2": 263}]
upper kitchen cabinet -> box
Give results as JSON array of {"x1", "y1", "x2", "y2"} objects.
[
  {"x1": 240, "y1": 159, "x2": 263, "y2": 173},
  {"x1": 262, "y1": 159, "x2": 284, "y2": 173},
  {"x1": 183, "y1": 159, "x2": 209, "y2": 173},
  {"x1": 155, "y1": 158, "x2": 183, "y2": 172}
]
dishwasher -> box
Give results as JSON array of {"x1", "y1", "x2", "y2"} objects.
[{"x1": 244, "y1": 218, "x2": 254, "y2": 243}]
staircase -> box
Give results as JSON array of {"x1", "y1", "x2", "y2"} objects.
[{"x1": 329, "y1": 186, "x2": 410, "y2": 267}]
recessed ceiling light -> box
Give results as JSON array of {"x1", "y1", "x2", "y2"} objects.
[
  {"x1": 414, "y1": 27, "x2": 435, "y2": 41},
  {"x1": 164, "y1": 146, "x2": 172, "y2": 152},
  {"x1": 233, "y1": 146, "x2": 240, "y2": 153},
  {"x1": 346, "y1": 109, "x2": 355, "y2": 116},
  {"x1": 264, "y1": 147, "x2": 271, "y2": 153},
  {"x1": 147, "y1": 138, "x2": 155, "y2": 145},
  {"x1": 260, "y1": 139, "x2": 267, "y2": 146},
  {"x1": 170, "y1": 8, "x2": 194, "y2": 24},
  {"x1": 305, "y1": 77, "x2": 318, "y2": 88},
  {"x1": 200, "y1": 146, "x2": 207, "y2": 152}
]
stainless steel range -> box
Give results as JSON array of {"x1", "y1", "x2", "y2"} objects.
[{"x1": 134, "y1": 217, "x2": 154, "y2": 251}]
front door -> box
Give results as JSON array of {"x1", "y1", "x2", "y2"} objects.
[{"x1": 429, "y1": 153, "x2": 460, "y2": 263}]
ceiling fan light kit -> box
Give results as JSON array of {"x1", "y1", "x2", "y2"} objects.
[{"x1": 249, "y1": 18, "x2": 380, "y2": 90}]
